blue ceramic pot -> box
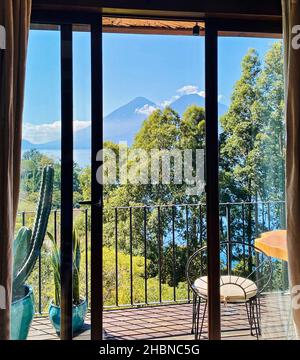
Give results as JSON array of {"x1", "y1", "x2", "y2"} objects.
[
  {"x1": 49, "y1": 299, "x2": 88, "y2": 334},
  {"x1": 11, "y1": 285, "x2": 35, "y2": 340}
]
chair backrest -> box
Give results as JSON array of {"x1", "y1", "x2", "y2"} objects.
[{"x1": 186, "y1": 241, "x2": 273, "y2": 300}]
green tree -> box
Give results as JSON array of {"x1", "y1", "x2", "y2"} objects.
[
  {"x1": 180, "y1": 105, "x2": 205, "y2": 150},
  {"x1": 220, "y1": 48, "x2": 263, "y2": 203},
  {"x1": 21, "y1": 149, "x2": 54, "y2": 193},
  {"x1": 257, "y1": 42, "x2": 285, "y2": 203}
]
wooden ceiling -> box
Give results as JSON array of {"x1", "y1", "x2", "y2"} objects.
[
  {"x1": 31, "y1": 0, "x2": 282, "y2": 37},
  {"x1": 102, "y1": 17, "x2": 205, "y2": 35},
  {"x1": 32, "y1": 0, "x2": 282, "y2": 21}
]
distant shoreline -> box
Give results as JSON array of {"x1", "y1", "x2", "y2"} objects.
[{"x1": 21, "y1": 149, "x2": 91, "y2": 168}]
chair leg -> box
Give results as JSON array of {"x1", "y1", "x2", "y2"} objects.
[
  {"x1": 195, "y1": 297, "x2": 201, "y2": 340},
  {"x1": 257, "y1": 296, "x2": 262, "y2": 335},
  {"x1": 245, "y1": 301, "x2": 250, "y2": 325},
  {"x1": 258, "y1": 296, "x2": 261, "y2": 320},
  {"x1": 252, "y1": 300, "x2": 260, "y2": 340},
  {"x1": 246, "y1": 300, "x2": 255, "y2": 337},
  {"x1": 191, "y1": 293, "x2": 197, "y2": 334},
  {"x1": 254, "y1": 298, "x2": 261, "y2": 337},
  {"x1": 246, "y1": 299, "x2": 260, "y2": 340},
  {"x1": 196, "y1": 299, "x2": 207, "y2": 340}
]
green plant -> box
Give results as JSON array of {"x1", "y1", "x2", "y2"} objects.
[
  {"x1": 48, "y1": 230, "x2": 82, "y2": 306},
  {"x1": 13, "y1": 166, "x2": 54, "y2": 299}
]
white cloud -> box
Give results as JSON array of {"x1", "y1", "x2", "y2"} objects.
[
  {"x1": 23, "y1": 120, "x2": 91, "y2": 144},
  {"x1": 177, "y1": 85, "x2": 199, "y2": 95},
  {"x1": 173, "y1": 84, "x2": 224, "y2": 103},
  {"x1": 135, "y1": 104, "x2": 158, "y2": 116},
  {"x1": 159, "y1": 85, "x2": 208, "y2": 109},
  {"x1": 176, "y1": 85, "x2": 206, "y2": 98},
  {"x1": 160, "y1": 95, "x2": 180, "y2": 108},
  {"x1": 160, "y1": 85, "x2": 206, "y2": 109},
  {"x1": 218, "y1": 94, "x2": 226, "y2": 103}
]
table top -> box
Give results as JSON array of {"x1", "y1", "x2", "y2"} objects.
[{"x1": 254, "y1": 230, "x2": 287, "y2": 261}]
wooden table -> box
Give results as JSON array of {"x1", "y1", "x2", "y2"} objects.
[{"x1": 254, "y1": 230, "x2": 288, "y2": 261}]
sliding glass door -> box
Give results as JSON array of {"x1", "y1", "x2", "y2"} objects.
[
  {"x1": 217, "y1": 24, "x2": 287, "y2": 339},
  {"x1": 23, "y1": 15, "x2": 102, "y2": 340},
  {"x1": 101, "y1": 17, "x2": 208, "y2": 340},
  {"x1": 25, "y1": 10, "x2": 283, "y2": 341}
]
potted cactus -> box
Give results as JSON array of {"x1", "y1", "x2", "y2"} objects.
[
  {"x1": 48, "y1": 230, "x2": 87, "y2": 335},
  {"x1": 11, "y1": 166, "x2": 54, "y2": 340}
]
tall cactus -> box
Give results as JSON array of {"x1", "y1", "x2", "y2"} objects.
[{"x1": 13, "y1": 166, "x2": 54, "y2": 298}]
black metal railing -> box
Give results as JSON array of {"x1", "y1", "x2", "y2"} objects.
[{"x1": 16, "y1": 200, "x2": 287, "y2": 315}]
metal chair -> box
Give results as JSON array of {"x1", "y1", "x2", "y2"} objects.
[{"x1": 186, "y1": 241, "x2": 273, "y2": 340}]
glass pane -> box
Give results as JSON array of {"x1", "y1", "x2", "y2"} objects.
[
  {"x1": 15, "y1": 26, "x2": 61, "y2": 340},
  {"x1": 102, "y1": 17, "x2": 206, "y2": 340},
  {"x1": 17, "y1": 24, "x2": 93, "y2": 341},
  {"x1": 218, "y1": 34, "x2": 289, "y2": 339}
]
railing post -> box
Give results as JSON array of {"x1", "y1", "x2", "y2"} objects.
[
  {"x1": 172, "y1": 206, "x2": 176, "y2": 302},
  {"x1": 186, "y1": 205, "x2": 190, "y2": 301},
  {"x1": 280, "y1": 202, "x2": 289, "y2": 292},
  {"x1": 262, "y1": 203, "x2": 265, "y2": 230},
  {"x1": 255, "y1": 201, "x2": 259, "y2": 238},
  {"x1": 267, "y1": 202, "x2": 271, "y2": 230},
  {"x1": 199, "y1": 204, "x2": 204, "y2": 274},
  {"x1": 144, "y1": 206, "x2": 148, "y2": 304},
  {"x1": 157, "y1": 206, "x2": 162, "y2": 304},
  {"x1": 115, "y1": 208, "x2": 118, "y2": 306},
  {"x1": 85, "y1": 208, "x2": 89, "y2": 303},
  {"x1": 54, "y1": 210, "x2": 57, "y2": 244},
  {"x1": 199, "y1": 204, "x2": 203, "y2": 247},
  {"x1": 22, "y1": 211, "x2": 25, "y2": 227},
  {"x1": 226, "y1": 205, "x2": 232, "y2": 276},
  {"x1": 129, "y1": 207, "x2": 133, "y2": 305},
  {"x1": 242, "y1": 202, "x2": 246, "y2": 273},
  {"x1": 38, "y1": 253, "x2": 42, "y2": 314}
]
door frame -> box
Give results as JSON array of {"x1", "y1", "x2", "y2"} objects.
[
  {"x1": 30, "y1": 10, "x2": 282, "y2": 341},
  {"x1": 30, "y1": 12, "x2": 103, "y2": 340}
]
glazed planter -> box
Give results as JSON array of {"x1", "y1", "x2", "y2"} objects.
[
  {"x1": 49, "y1": 299, "x2": 88, "y2": 334},
  {"x1": 11, "y1": 285, "x2": 35, "y2": 340}
]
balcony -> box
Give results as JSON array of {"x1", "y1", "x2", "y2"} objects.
[
  {"x1": 28, "y1": 295, "x2": 290, "y2": 340},
  {"x1": 18, "y1": 200, "x2": 292, "y2": 340}
]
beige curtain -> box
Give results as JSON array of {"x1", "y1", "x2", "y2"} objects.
[
  {"x1": 0, "y1": 0, "x2": 31, "y2": 340},
  {"x1": 282, "y1": 0, "x2": 300, "y2": 338}
]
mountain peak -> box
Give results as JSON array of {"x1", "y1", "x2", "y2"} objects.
[
  {"x1": 132, "y1": 96, "x2": 153, "y2": 103},
  {"x1": 126, "y1": 96, "x2": 155, "y2": 108},
  {"x1": 179, "y1": 93, "x2": 203, "y2": 100},
  {"x1": 105, "y1": 96, "x2": 155, "y2": 123}
]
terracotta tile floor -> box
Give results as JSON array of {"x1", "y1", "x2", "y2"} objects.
[{"x1": 28, "y1": 293, "x2": 293, "y2": 340}]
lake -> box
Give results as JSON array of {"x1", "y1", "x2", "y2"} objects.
[{"x1": 22, "y1": 149, "x2": 91, "y2": 168}]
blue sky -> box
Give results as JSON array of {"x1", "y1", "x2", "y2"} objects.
[{"x1": 23, "y1": 30, "x2": 279, "y2": 144}]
